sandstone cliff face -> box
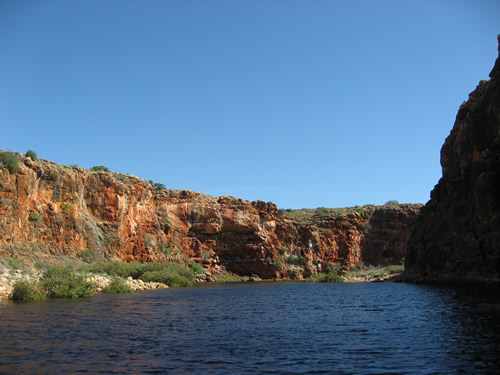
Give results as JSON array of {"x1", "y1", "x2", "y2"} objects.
[
  {"x1": 1, "y1": 153, "x2": 420, "y2": 279},
  {"x1": 405, "y1": 36, "x2": 500, "y2": 284}
]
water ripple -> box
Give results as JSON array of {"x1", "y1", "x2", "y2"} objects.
[{"x1": 0, "y1": 282, "x2": 499, "y2": 374}]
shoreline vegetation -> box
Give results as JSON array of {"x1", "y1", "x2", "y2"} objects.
[{"x1": 0, "y1": 257, "x2": 405, "y2": 302}]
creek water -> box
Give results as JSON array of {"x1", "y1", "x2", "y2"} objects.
[{"x1": 0, "y1": 282, "x2": 499, "y2": 374}]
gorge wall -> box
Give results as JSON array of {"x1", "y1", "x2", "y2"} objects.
[
  {"x1": 405, "y1": 36, "x2": 500, "y2": 284},
  {"x1": 0, "y1": 153, "x2": 421, "y2": 279}
]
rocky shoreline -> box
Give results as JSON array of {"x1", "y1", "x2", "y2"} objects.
[
  {"x1": 0, "y1": 268, "x2": 169, "y2": 301},
  {"x1": 0, "y1": 264, "x2": 405, "y2": 301}
]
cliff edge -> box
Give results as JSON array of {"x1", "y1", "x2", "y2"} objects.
[
  {"x1": 405, "y1": 36, "x2": 500, "y2": 283},
  {"x1": 1, "y1": 153, "x2": 420, "y2": 280}
]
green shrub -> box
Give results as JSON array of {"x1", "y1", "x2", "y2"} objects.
[
  {"x1": 308, "y1": 272, "x2": 344, "y2": 283},
  {"x1": 11, "y1": 280, "x2": 45, "y2": 301},
  {"x1": 287, "y1": 255, "x2": 307, "y2": 265},
  {"x1": 140, "y1": 263, "x2": 195, "y2": 287},
  {"x1": 315, "y1": 207, "x2": 328, "y2": 216},
  {"x1": 39, "y1": 266, "x2": 95, "y2": 298},
  {"x1": 8, "y1": 258, "x2": 23, "y2": 270},
  {"x1": 90, "y1": 165, "x2": 110, "y2": 172},
  {"x1": 385, "y1": 200, "x2": 399, "y2": 206},
  {"x1": 213, "y1": 274, "x2": 247, "y2": 282},
  {"x1": 28, "y1": 212, "x2": 42, "y2": 225},
  {"x1": 201, "y1": 250, "x2": 210, "y2": 260},
  {"x1": 145, "y1": 234, "x2": 154, "y2": 247},
  {"x1": 276, "y1": 258, "x2": 284, "y2": 269},
  {"x1": 355, "y1": 209, "x2": 366, "y2": 217},
  {"x1": 115, "y1": 173, "x2": 129, "y2": 184},
  {"x1": 61, "y1": 202, "x2": 71, "y2": 210},
  {"x1": 362, "y1": 223, "x2": 372, "y2": 234},
  {"x1": 83, "y1": 261, "x2": 195, "y2": 287},
  {"x1": 82, "y1": 261, "x2": 144, "y2": 279},
  {"x1": 101, "y1": 278, "x2": 133, "y2": 294},
  {"x1": 25, "y1": 150, "x2": 37, "y2": 160},
  {"x1": 160, "y1": 246, "x2": 171, "y2": 256},
  {"x1": 153, "y1": 182, "x2": 166, "y2": 191},
  {"x1": 34, "y1": 262, "x2": 50, "y2": 271},
  {"x1": 189, "y1": 262, "x2": 204, "y2": 274},
  {"x1": 279, "y1": 246, "x2": 288, "y2": 255},
  {"x1": 0, "y1": 151, "x2": 19, "y2": 173},
  {"x1": 78, "y1": 249, "x2": 98, "y2": 263}
]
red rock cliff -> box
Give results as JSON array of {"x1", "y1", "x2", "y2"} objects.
[
  {"x1": 405, "y1": 36, "x2": 500, "y2": 284},
  {"x1": 1, "y1": 154, "x2": 421, "y2": 279}
]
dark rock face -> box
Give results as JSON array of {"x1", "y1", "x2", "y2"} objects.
[{"x1": 405, "y1": 36, "x2": 500, "y2": 284}]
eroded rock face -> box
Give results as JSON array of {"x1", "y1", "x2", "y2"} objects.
[
  {"x1": 1, "y1": 154, "x2": 421, "y2": 279},
  {"x1": 405, "y1": 36, "x2": 500, "y2": 284}
]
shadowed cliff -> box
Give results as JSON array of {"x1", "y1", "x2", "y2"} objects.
[{"x1": 405, "y1": 36, "x2": 500, "y2": 284}]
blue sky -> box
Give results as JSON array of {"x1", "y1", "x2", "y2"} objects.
[{"x1": 1, "y1": 0, "x2": 499, "y2": 209}]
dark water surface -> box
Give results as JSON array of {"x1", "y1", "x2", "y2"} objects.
[{"x1": 0, "y1": 282, "x2": 499, "y2": 374}]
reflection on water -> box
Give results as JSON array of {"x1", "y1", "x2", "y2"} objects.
[{"x1": 0, "y1": 282, "x2": 499, "y2": 374}]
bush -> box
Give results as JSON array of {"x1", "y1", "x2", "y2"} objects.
[
  {"x1": 61, "y1": 202, "x2": 71, "y2": 210},
  {"x1": 90, "y1": 165, "x2": 110, "y2": 172},
  {"x1": 153, "y1": 182, "x2": 166, "y2": 191},
  {"x1": 83, "y1": 261, "x2": 196, "y2": 287},
  {"x1": 11, "y1": 280, "x2": 45, "y2": 301},
  {"x1": 25, "y1": 150, "x2": 37, "y2": 160},
  {"x1": 276, "y1": 258, "x2": 284, "y2": 269},
  {"x1": 82, "y1": 261, "x2": 145, "y2": 279},
  {"x1": 145, "y1": 234, "x2": 154, "y2": 247},
  {"x1": 287, "y1": 255, "x2": 307, "y2": 265},
  {"x1": 115, "y1": 173, "x2": 129, "y2": 184},
  {"x1": 308, "y1": 272, "x2": 344, "y2": 283},
  {"x1": 385, "y1": 200, "x2": 399, "y2": 206},
  {"x1": 28, "y1": 212, "x2": 42, "y2": 225},
  {"x1": 101, "y1": 278, "x2": 133, "y2": 294},
  {"x1": 315, "y1": 207, "x2": 328, "y2": 216},
  {"x1": 189, "y1": 262, "x2": 204, "y2": 274},
  {"x1": 39, "y1": 266, "x2": 95, "y2": 298},
  {"x1": 279, "y1": 246, "x2": 288, "y2": 255},
  {"x1": 0, "y1": 151, "x2": 19, "y2": 173},
  {"x1": 78, "y1": 249, "x2": 98, "y2": 263},
  {"x1": 355, "y1": 209, "x2": 366, "y2": 217},
  {"x1": 140, "y1": 263, "x2": 195, "y2": 287}
]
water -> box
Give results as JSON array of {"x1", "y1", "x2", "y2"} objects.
[{"x1": 0, "y1": 282, "x2": 499, "y2": 374}]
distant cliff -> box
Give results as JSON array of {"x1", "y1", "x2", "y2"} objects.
[
  {"x1": 405, "y1": 36, "x2": 500, "y2": 284},
  {"x1": 1, "y1": 152, "x2": 421, "y2": 279}
]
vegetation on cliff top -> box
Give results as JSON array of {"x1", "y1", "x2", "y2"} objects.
[
  {"x1": 0, "y1": 151, "x2": 19, "y2": 174},
  {"x1": 278, "y1": 203, "x2": 422, "y2": 224}
]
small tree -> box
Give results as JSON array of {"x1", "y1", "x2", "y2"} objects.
[
  {"x1": 90, "y1": 165, "x2": 110, "y2": 172},
  {"x1": 25, "y1": 150, "x2": 37, "y2": 160},
  {"x1": 153, "y1": 182, "x2": 166, "y2": 191},
  {"x1": 385, "y1": 200, "x2": 399, "y2": 206},
  {"x1": 0, "y1": 151, "x2": 19, "y2": 173}
]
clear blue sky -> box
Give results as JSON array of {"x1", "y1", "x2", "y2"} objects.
[{"x1": 1, "y1": 0, "x2": 499, "y2": 209}]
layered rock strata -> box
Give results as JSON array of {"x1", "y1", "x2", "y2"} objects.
[
  {"x1": 405, "y1": 36, "x2": 500, "y2": 284},
  {"x1": 1, "y1": 153, "x2": 420, "y2": 279}
]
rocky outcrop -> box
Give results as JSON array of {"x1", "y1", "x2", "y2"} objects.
[
  {"x1": 1, "y1": 153, "x2": 421, "y2": 279},
  {"x1": 405, "y1": 36, "x2": 500, "y2": 284}
]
